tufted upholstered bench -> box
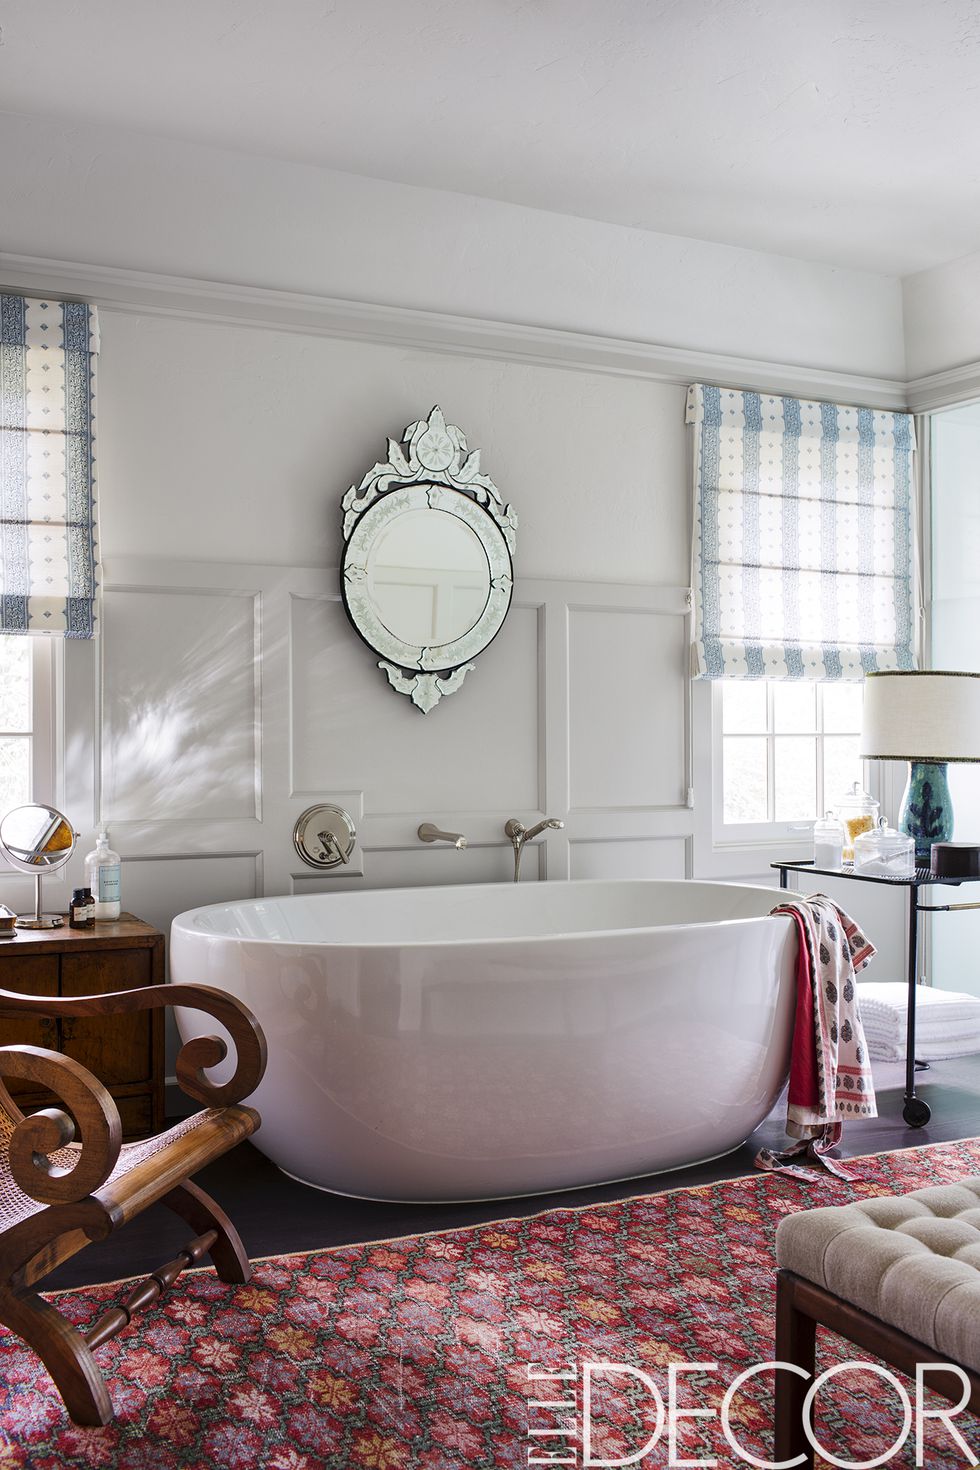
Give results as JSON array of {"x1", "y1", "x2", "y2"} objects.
[{"x1": 773, "y1": 1179, "x2": 980, "y2": 1466}]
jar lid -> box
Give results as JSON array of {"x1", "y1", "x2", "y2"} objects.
[
  {"x1": 853, "y1": 817, "x2": 914, "y2": 855},
  {"x1": 836, "y1": 780, "x2": 878, "y2": 809}
]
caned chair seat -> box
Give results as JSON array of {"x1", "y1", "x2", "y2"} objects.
[
  {"x1": 0, "y1": 1106, "x2": 256, "y2": 1231},
  {"x1": 776, "y1": 1177, "x2": 980, "y2": 1372}
]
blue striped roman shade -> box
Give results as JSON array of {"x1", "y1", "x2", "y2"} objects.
[
  {"x1": 0, "y1": 294, "x2": 101, "y2": 637},
  {"x1": 687, "y1": 384, "x2": 917, "y2": 680}
]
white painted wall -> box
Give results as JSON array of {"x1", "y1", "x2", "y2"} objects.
[
  {"x1": 0, "y1": 115, "x2": 916, "y2": 1044},
  {"x1": 0, "y1": 113, "x2": 907, "y2": 379},
  {"x1": 95, "y1": 313, "x2": 687, "y2": 582},
  {"x1": 33, "y1": 301, "x2": 896, "y2": 1002},
  {"x1": 928, "y1": 404, "x2": 980, "y2": 996},
  {"x1": 905, "y1": 251, "x2": 980, "y2": 380}
]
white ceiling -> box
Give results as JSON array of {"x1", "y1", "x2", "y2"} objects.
[{"x1": 3, "y1": 0, "x2": 979, "y2": 277}]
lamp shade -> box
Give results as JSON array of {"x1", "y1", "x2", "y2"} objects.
[{"x1": 861, "y1": 671, "x2": 980, "y2": 762}]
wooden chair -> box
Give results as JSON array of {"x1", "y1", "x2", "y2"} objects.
[{"x1": 0, "y1": 980, "x2": 267, "y2": 1426}]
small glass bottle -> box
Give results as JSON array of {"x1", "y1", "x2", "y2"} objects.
[
  {"x1": 812, "y1": 812, "x2": 845, "y2": 869},
  {"x1": 84, "y1": 829, "x2": 122, "y2": 920},
  {"x1": 69, "y1": 887, "x2": 95, "y2": 929}
]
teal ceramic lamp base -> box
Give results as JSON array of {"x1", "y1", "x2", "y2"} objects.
[{"x1": 898, "y1": 761, "x2": 953, "y2": 864}]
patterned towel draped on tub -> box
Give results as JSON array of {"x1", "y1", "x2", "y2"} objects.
[{"x1": 757, "y1": 894, "x2": 877, "y2": 1180}]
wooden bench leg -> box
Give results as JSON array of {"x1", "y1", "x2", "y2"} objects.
[
  {"x1": 0, "y1": 1284, "x2": 113, "y2": 1426},
  {"x1": 775, "y1": 1270, "x2": 816, "y2": 1469},
  {"x1": 162, "y1": 1179, "x2": 251, "y2": 1284}
]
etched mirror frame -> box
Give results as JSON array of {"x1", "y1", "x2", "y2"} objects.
[{"x1": 340, "y1": 406, "x2": 517, "y2": 712}]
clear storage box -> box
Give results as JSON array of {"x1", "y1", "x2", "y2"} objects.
[{"x1": 853, "y1": 817, "x2": 916, "y2": 878}]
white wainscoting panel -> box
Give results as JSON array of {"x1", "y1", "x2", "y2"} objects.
[
  {"x1": 289, "y1": 594, "x2": 541, "y2": 814},
  {"x1": 569, "y1": 837, "x2": 688, "y2": 881},
  {"x1": 121, "y1": 854, "x2": 262, "y2": 940},
  {"x1": 567, "y1": 599, "x2": 688, "y2": 812},
  {"x1": 102, "y1": 585, "x2": 260, "y2": 822},
  {"x1": 76, "y1": 561, "x2": 694, "y2": 954}
]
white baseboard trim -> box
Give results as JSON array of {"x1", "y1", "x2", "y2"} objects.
[{"x1": 0, "y1": 250, "x2": 908, "y2": 407}]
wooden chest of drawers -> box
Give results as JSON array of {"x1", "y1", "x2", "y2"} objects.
[{"x1": 0, "y1": 915, "x2": 165, "y2": 1138}]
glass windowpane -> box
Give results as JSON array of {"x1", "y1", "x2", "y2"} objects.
[
  {"x1": 722, "y1": 682, "x2": 767, "y2": 733},
  {"x1": 822, "y1": 682, "x2": 863, "y2": 734},
  {"x1": 823, "y1": 735, "x2": 863, "y2": 811},
  {"x1": 0, "y1": 639, "x2": 31, "y2": 734},
  {"x1": 774, "y1": 736, "x2": 817, "y2": 820},
  {"x1": 0, "y1": 737, "x2": 30, "y2": 811},
  {"x1": 723, "y1": 737, "x2": 768, "y2": 823},
  {"x1": 773, "y1": 683, "x2": 817, "y2": 733}
]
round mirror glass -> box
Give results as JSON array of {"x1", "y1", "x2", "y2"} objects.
[
  {"x1": 0, "y1": 805, "x2": 76, "y2": 871},
  {"x1": 364, "y1": 507, "x2": 491, "y2": 648}
]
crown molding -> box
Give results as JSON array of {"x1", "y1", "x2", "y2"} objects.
[
  {"x1": 905, "y1": 360, "x2": 980, "y2": 414},
  {"x1": 0, "y1": 251, "x2": 909, "y2": 409}
]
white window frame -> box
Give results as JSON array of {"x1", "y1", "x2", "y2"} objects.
[
  {"x1": 0, "y1": 637, "x2": 63, "y2": 825},
  {"x1": 711, "y1": 679, "x2": 867, "y2": 847},
  {"x1": 29, "y1": 638, "x2": 62, "y2": 808}
]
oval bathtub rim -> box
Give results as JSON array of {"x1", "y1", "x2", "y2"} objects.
[{"x1": 169, "y1": 877, "x2": 798, "y2": 953}]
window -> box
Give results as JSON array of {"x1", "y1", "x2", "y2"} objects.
[
  {"x1": 718, "y1": 679, "x2": 864, "y2": 834},
  {"x1": 0, "y1": 637, "x2": 57, "y2": 810}
]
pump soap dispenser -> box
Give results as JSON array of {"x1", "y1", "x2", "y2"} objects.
[{"x1": 84, "y1": 829, "x2": 122, "y2": 920}]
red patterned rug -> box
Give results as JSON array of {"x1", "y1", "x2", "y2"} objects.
[{"x1": 3, "y1": 1138, "x2": 980, "y2": 1469}]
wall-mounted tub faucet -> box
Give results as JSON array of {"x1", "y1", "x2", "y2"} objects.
[
  {"x1": 504, "y1": 816, "x2": 564, "y2": 883},
  {"x1": 418, "y1": 823, "x2": 468, "y2": 850}
]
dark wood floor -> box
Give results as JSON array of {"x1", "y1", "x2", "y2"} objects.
[{"x1": 49, "y1": 1055, "x2": 980, "y2": 1290}]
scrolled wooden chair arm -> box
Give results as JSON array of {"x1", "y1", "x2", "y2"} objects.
[
  {"x1": 0, "y1": 1045, "x2": 122, "y2": 1204},
  {"x1": 0, "y1": 984, "x2": 267, "y2": 1108}
]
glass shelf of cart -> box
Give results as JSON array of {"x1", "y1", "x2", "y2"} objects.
[{"x1": 771, "y1": 860, "x2": 980, "y2": 889}]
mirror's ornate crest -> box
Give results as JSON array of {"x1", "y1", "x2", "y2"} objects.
[{"x1": 340, "y1": 407, "x2": 517, "y2": 712}]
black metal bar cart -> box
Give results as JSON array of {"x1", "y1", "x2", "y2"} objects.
[{"x1": 772, "y1": 860, "x2": 980, "y2": 1128}]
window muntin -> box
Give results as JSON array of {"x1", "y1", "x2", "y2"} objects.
[{"x1": 720, "y1": 679, "x2": 863, "y2": 832}]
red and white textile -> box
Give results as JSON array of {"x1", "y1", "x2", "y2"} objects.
[{"x1": 757, "y1": 894, "x2": 877, "y2": 1181}]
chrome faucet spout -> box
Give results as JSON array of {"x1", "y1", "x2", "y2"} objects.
[
  {"x1": 503, "y1": 816, "x2": 565, "y2": 882},
  {"x1": 417, "y1": 823, "x2": 468, "y2": 850}
]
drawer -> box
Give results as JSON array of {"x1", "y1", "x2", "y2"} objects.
[
  {"x1": 60, "y1": 950, "x2": 154, "y2": 1087},
  {"x1": 0, "y1": 953, "x2": 59, "y2": 1098}
]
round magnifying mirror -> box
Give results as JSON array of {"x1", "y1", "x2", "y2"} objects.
[
  {"x1": 0, "y1": 804, "x2": 77, "y2": 929},
  {"x1": 365, "y1": 507, "x2": 491, "y2": 648}
]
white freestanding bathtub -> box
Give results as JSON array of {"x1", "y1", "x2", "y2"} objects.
[{"x1": 170, "y1": 879, "x2": 797, "y2": 1202}]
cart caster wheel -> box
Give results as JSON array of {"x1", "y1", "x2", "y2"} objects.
[{"x1": 903, "y1": 1098, "x2": 931, "y2": 1128}]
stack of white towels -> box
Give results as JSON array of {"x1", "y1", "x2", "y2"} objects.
[{"x1": 858, "y1": 983, "x2": 980, "y2": 1062}]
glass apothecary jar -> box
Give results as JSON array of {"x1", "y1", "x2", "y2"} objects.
[
  {"x1": 812, "y1": 812, "x2": 845, "y2": 869},
  {"x1": 836, "y1": 781, "x2": 880, "y2": 862},
  {"x1": 853, "y1": 817, "x2": 915, "y2": 878}
]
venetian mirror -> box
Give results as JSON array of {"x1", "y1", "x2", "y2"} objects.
[{"x1": 340, "y1": 406, "x2": 517, "y2": 712}]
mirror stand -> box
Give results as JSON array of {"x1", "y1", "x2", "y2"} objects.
[
  {"x1": 0, "y1": 805, "x2": 78, "y2": 929},
  {"x1": 17, "y1": 872, "x2": 64, "y2": 930}
]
